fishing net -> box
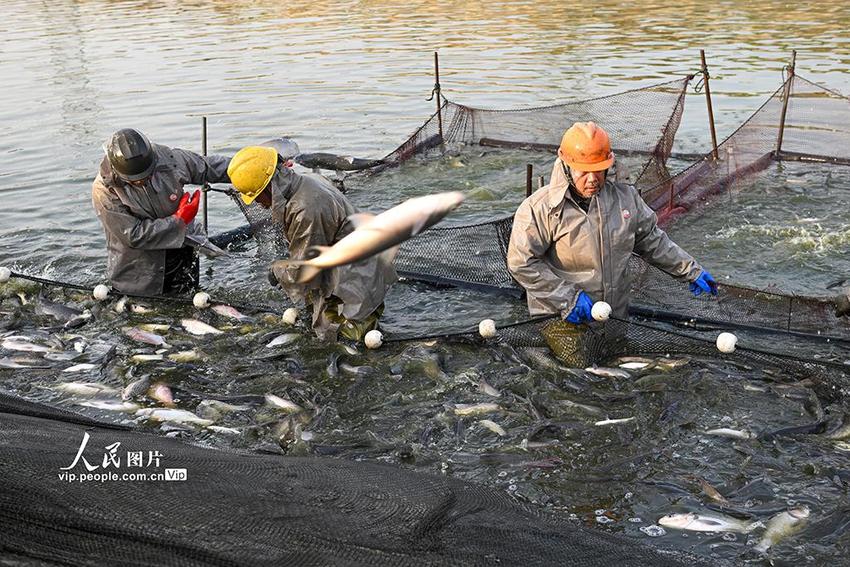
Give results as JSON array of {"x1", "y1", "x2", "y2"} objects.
[{"x1": 0, "y1": 392, "x2": 717, "y2": 567}]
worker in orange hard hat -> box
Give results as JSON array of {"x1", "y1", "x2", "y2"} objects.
[{"x1": 507, "y1": 121, "x2": 717, "y2": 364}]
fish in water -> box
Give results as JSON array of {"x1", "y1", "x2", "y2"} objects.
[
  {"x1": 478, "y1": 379, "x2": 501, "y2": 397},
  {"x1": 453, "y1": 403, "x2": 501, "y2": 417},
  {"x1": 62, "y1": 363, "x2": 98, "y2": 373},
  {"x1": 78, "y1": 400, "x2": 140, "y2": 413},
  {"x1": 478, "y1": 419, "x2": 506, "y2": 436},
  {"x1": 266, "y1": 334, "x2": 301, "y2": 348},
  {"x1": 2, "y1": 336, "x2": 52, "y2": 353},
  {"x1": 658, "y1": 512, "x2": 762, "y2": 533},
  {"x1": 181, "y1": 319, "x2": 223, "y2": 336},
  {"x1": 35, "y1": 297, "x2": 82, "y2": 321},
  {"x1": 55, "y1": 382, "x2": 119, "y2": 397},
  {"x1": 0, "y1": 356, "x2": 51, "y2": 369},
  {"x1": 135, "y1": 408, "x2": 213, "y2": 427},
  {"x1": 585, "y1": 366, "x2": 631, "y2": 379},
  {"x1": 122, "y1": 375, "x2": 152, "y2": 401},
  {"x1": 139, "y1": 324, "x2": 170, "y2": 333},
  {"x1": 148, "y1": 383, "x2": 174, "y2": 407},
  {"x1": 271, "y1": 191, "x2": 464, "y2": 283},
  {"x1": 124, "y1": 327, "x2": 169, "y2": 348},
  {"x1": 168, "y1": 350, "x2": 204, "y2": 363},
  {"x1": 206, "y1": 425, "x2": 241, "y2": 436},
  {"x1": 130, "y1": 354, "x2": 164, "y2": 363},
  {"x1": 265, "y1": 394, "x2": 304, "y2": 414},
  {"x1": 196, "y1": 399, "x2": 251, "y2": 421},
  {"x1": 130, "y1": 304, "x2": 152, "y2": 314},
  {"x1": 754, "y1": 506, "x2": 811, "y2": 553},
  {"x1": 705, "y1": 428, "x2": 755, "y2": 440},
  {"x1": 211, "y1": 304, "x2": 253, "y2": 322},
  {"x1": 595, "y1": 417, "x2": 635, "y2": 426},
  {"x1": 339, "y1": 363, "x2": 375, "y2": 376}
]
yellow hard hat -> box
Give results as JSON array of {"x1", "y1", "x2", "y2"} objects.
[{"x1": 227, "y1": 146, "x2": 278, "y2": 204}]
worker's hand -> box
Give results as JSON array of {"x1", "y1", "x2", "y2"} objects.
[
  {"x1": 173, "y1": 191, "x2": 200, "y2": 225},
  {"x1": 565, "y1": 291, "x2": 594, "y2": 324},
  {"x1": 690, "y1": 270, "x2": 718, "y2": 297}
]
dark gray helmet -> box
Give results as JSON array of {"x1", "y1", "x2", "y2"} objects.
[{"x1": 106, "y1": 129, "x2": 157, "y2": 181}]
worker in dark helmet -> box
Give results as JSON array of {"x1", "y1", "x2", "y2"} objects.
[
  {"x1": 92, "y1": 129, "x2": 231, "y2": 295},
  {"x1": 507, "y1": 121, "x2": 717, "y2": 364}
]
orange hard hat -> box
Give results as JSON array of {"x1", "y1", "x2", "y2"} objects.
[{"x1": 558, "y1": 121, "x2": 614, "y2": 172}]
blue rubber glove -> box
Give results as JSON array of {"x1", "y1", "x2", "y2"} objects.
[
  {"x1": 565, "y1": 291, "x2": 594, "y2": 324},
  {"x1": 690, "y1": 270, "x2": 718, "y2": 297}
]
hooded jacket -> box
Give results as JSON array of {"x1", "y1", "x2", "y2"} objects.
[
  {"x1": 92, "y1": 144, "x2": 230, "y2": 295},
  {"x1": 267, "y1": 167, "x2": 397, "y2": 339},
  {"x1": 507, "y1": 158, "x2": 702, "y2": 319}
]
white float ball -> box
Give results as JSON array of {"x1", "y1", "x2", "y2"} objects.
[
  {"x1": 0, "y1": 267, "x2": 11, "y2": 283},
  {"x1": 193, "y1": 291, "x2": 211, "y2": 309},
  {"x1": 93, "y1": 284, "x2": 110, "y2": 301},
  {"x1": 364, "y1": 329, "x2": 383, "y2": 349},
  {"x1": 591, "y1": 301, "x2": 612, "y2": 322},
  {"x1": 479, "y1": 319, "x2": 497, "y2": 339},
  {"x1": 716, "y1": 332, "x2": 738, "y2": 353},
  {"x1": 281, "y1": 307, "x2": 299, "y2": 326}
]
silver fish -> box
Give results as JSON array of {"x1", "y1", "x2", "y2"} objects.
[
  {"x1": 130, "y1": 354, "x2": 164, "y2": 363},
  {"x1": 271, "y1": 191, "x2": 464, "y2": 283},
  {"x1": 585, "y1": 366, "x2": 631, "y2": 379},
  {"x1": 0, "y1": 356, "x2": 51, "y2": 369},
  {"x1": 595, "y1": 417, "x2": 635, "y2": 426},
  {"x1": 211, "y1": 304, "x2": 253, "y2": 322},
  {"x1": 705, "y1": 428, "x2": 755, "y2": 440},
  {"x1": 206, "y1": 425, "x2": 241, "y2": 436},
  {"x1": 754, "y1": 507, "x2": 810, "y2": 553},
  {"x1": 122, "y1": 375, "x2": 152, "y2": 401},
  {"x1": 35, "y1": 298, "x2": 82, "y2": 321},
  {"x1": 78, "y1": 400, "x2": 140, "y2": 413},
  {"x1": 478, "y1": 419, "x2": 506, "y2": 436},
  {"x1": 454, "y1": 403, "x2": 501, "y2": 417},
  {"x1": 62, "y1": 363, "x2": 98, "y2": 373},
  {"x1": 130, "y1": 304, "x2": 152, "y2": 314},
  {"x1": 658, "y1": 512, "x2": 761, "y2": 533},
  {"x1": 135, "y1": 408, "x2": 213, "y2": 427},
  {"x1": 55, "y1": 382, "x2": 119, "y2": 397},
  {"x1": 478, "y1": 379, "x2": 501, "y2": 397},
  {"x1": 339, "y1": 363, "x2": 374, "y2": 376},
  {"x1": 149, "y1": 383, "x2": 174, "y2": 407},
  {"x1": 2, "y1": 336, "x2": 52, "y2": 353},
  {"x1": 139, "y1": 324, "x2": 170, "y2": 333},
  {"x1": 124, "y1": 327, "x2": 169, "y2": 347},
  {"x1": 168, "y1": 350, "x2": 204, "y2": 363},
  {"x1": 266, "y1": 334, "x2": 300, "y2": 348},
  {"x1": 181, "y1": 319, "x2": 223, "y2": 336},
  {"x1": 265, "y1": 394, "x2": 303, "y2": 414}
]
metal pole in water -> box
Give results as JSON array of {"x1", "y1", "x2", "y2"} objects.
[
  {"x1": 700, "y1": 50, "x2": 719, "y2": 160},
  {"x1": 202, "y1": 116, "x2": 209, "y2": 235},
  {"x1": 775, "y1": 50, "x2": 797, "y2": 157},
  {"x1": 538, "y1": 176, "x2": 545, "y2": 189},
  {"x1": 434, "y1": 51, "x2": 444, "y2": 144},
  {"x1": 526, "y1": 164, "x2": 533, "y2": 197}
]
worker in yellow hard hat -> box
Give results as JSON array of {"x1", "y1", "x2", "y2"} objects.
[
  {"x1": 228, "y1": 144, "x2": 397, "y2": 342},
  {"x1": 507, "y1": 122, "x2": 717, "y2": 364}
]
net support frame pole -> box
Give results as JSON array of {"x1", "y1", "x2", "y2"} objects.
[
  {"x1": 526, "y1": 164, "x2": 533, "y2": 197},
  {"x1": 700, "y1": 50, "x2": 719, "y2": 160},
  {"x1": 538, "y1": 175, "x2": 545, "y2": 189},
  {"x1": 433, "y1": 52, "x2": 444, "y2": 144},
  {"x1": 202, "y1": 116, "x2": 209, "y2": 235},
  {"x1": 775, "y1": 50, "x2": 797, "y2": 156}
]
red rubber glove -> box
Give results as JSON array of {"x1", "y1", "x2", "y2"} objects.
[{"x1": 173, "y1": 191, "x2": 200, "y2": 225}]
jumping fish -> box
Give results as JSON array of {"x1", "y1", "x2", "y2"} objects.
[
  {"x1": 271, "y1": 191, "x2": 464, "y2": 284},
  {"x1": 181, "y1": 319, "x2": 223, "y2": 336},
  {"x1": 658, "y1": 512, "x2": 762, "y2": 533}
]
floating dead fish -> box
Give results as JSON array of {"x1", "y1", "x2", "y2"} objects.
[
  {"x1": 124, "y1": 327, "x2": 169, "y2": 348},
  {"x1": 479, "y1": 419, "x2": 506, "y2": 436},
  {"x1": 211, "y1": 304, "x2": 253, "y2": 322},
  {"x1": 265, "y1": 394, "x2": 303, "y2": 414},
  {"x1": 585, "y1": 366, "x2": 631, "y2": 379},
  {"x1": 705, "y1": 428, "x2": 755, "y2": 440},
  {"x1": 78, "y1": 400, "x2": 140, "y2": 413},
  {"x1": 62, "y1": 363, "x2": 98, "y2": 373},
  {"x1": 454, "y1": 403, "x2": 501, "y2": 417},
  {"x1": 135, "y1": 408, "x2": 213, "y2": 427},
  {"x1": 181, "y1": 319, "x2": 223, "y2": 336},
  {"x1": 658, "y1": 512, "x2": 762, "y2": 533},
  {"x1": 594, "y1": 417, "x2": 635, "y2": 426},
  {"x1": 266, "y1": 334, "x2": 300, "y2": 348},
  {"x1": 754, "y1": 507, "x2": 810, "y2": 553}
]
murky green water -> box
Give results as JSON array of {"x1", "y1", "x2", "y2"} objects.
[{"x1": 3, "y1": 0, "x2": 850, "y2": 563}]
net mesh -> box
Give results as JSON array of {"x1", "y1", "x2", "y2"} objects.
[{"x1": 0, "y1": 392, "x2": 716, "y2": 567}]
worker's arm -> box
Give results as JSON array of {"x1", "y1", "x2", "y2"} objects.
[{"x1": 173, "y1": 148, "x2": 231, "y2": 186}]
